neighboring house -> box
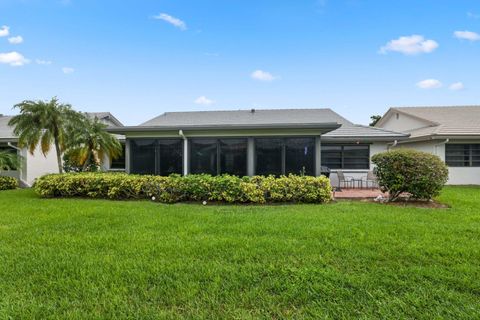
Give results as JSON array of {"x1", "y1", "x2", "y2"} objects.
[
  {"x1": 108, "y1": 108, "x2": 408, "y2": 186},
  {"x1": 375, "y1": 106, "x2": 480, "y2": 185},
  {"x1": 0, "y1": 115, "x2": 58, "y2": 186},
  {"x1": 0, "y1": 112, "x2": 124, "y2": 186}
]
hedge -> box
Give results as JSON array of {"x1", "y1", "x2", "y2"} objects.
[
  {"x1": 371, "y1": 149, "x2": 449, "y2": 201},
  {"x1": 0, "y1": 176, "x2": 18, "y2": 190},
  {"x1": 34, "y1": 173, "x2": 332, "y2": 204}
]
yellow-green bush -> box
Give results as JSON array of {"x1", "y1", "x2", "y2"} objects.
[
  {"x1": 0, "y1": 176, "x2": 18, "y2": 190},
  {"x1": 34, "y1": 172, "x2": 332, "y2": 204}
]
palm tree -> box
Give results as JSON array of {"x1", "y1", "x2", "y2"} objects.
[
  {"x1": 65, "y1": 115, "x2": 122, "y2": 171},
  {"x1": 0, "y1": 150, "x2": 20, "y2": 171},
  {"x1": 8, "y1": 97, "x2": 82, "y2": 173}
]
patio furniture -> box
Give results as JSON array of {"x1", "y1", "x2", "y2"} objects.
[
  {"x1": 337, "y1": 170, "x2": 354, "y2": 190},
  {"x1": 363, "y1": 170, "x2": 378, "y2": 190}
]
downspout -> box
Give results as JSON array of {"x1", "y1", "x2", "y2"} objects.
[
  {"x1": 7, "y1": 142, "x2": 31, "y2": 187},
  {"x1": 387, "y1": 140, "x2": 398, "y2": 151}
]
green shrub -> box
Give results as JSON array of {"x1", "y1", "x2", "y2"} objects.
[
  {"x1": 371, "y1": 149, "x2": 449, "y2": 201},
  {"x1": 34, "y1": 172, "x2": 332, "y2": 204},
  {"x1": 0, "y1": 176, "x2": 18, "y2": 190}
]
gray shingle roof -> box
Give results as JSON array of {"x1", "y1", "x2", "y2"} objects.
[
  {"x1": 0, "y1": 116, "x2": 16, "y2": 141},
  {"x1": 115, "y1": 108, "x2": 406, "y2": 139},
  {"x1": 140, "y1": 108, "x2": 352, "y2": 127},
  {"x1": 392, "y1": 106, "x2": 480, "y2": 138},
  {"x1": 86, "y1": 112, "x2": 123, "y2": 127}
]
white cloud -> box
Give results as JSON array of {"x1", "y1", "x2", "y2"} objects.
[
  {"x1": 0, "y1": 25, "x2": 9, "y2": 37},
  {"x1": 251, "y1": 70, "x2": 276, "y2": 81},
  {"x1": 194, "y1": 96, "x2": 215, "y2": 105},
  {"x1": 379, "y1": 35, "x2": 438, "y2": 55},
  {"x1": 449, "y1": 82, "x2": 464, "y2": 91},
  {"x1": 467, "y1": 12, "x2": 480, "y2": 19},
  {"x1": 0, "y1": 51, "x2": 29, "y2": 66},
  {"x1": 416, "y1": 79, "x2": 442, "y2": 89},
  {"x1": 454, "y1": 30, "x2": 480, "y2": 41},
  {"x1": 62, "y1": 67, "x2": 74, "y2": 74},
  {"x1": 153, "y1": 13, "x2": 187, "y2": 30},
  {"x1": 36, "y1": 59, "x2": 52, "y2": 65},
  {"x1": 8, "y1": 36, "x2": 23, "y2": 44}
]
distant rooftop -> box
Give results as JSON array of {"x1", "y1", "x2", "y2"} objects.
[
  {"x1": 382, "y1": 105, "x2": 480, "y2": 138},
  {"x1": 86, "y1": 112, "x2": 123, "y2": 127}
]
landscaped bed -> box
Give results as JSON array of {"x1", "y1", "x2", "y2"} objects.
[{"x1": 0, "y1": 187, "x2": 479, "y2": 318}]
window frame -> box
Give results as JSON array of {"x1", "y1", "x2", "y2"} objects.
[
  {"x1": 321, "y1": 143, "x2": 370, "y2": 170},
  {"x1": 445, "y1": 144, "x2": 480, "y2": 167}
]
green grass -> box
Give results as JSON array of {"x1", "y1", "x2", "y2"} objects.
[{"x1": 0, "y1": 187, "x2": 479, "y2": 319}]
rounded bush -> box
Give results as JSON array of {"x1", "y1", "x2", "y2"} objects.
[
  {"x1": 371, "y1": 149, "x2": 448, "y2": 201},
  {"x1": 34, "y1": 172, "x2": 332, "y2": 204},
  {"x1": 0, "y1": 176, "x2": 18, "y2": 190}
]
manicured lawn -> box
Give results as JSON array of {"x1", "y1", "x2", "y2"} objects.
[{"x1": 0, "y1": 187, "x2": 479, "y2": 319}]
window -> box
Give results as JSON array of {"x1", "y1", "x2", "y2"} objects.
[
  {"x1": 446, "y1": 144, "x2": 480, "y2": 167},
  {"x1": 0, "y1": 146, "x2": 18, "y2": 170},
  {"x1": 255, "y1": 137, "x2": 315, "y2": 176},
  {"x1": 321, "y1": 144, "x2": 370, "y2": 169},
  {"x1": 110, "y1": 143, "x2": 126, "y2": 170},
  {"x1": 130, "y1": 139, "x2": 183, "y2": 175},
  {"x1": 190, "y1": 138, "x2": 247, "y2": 176}
]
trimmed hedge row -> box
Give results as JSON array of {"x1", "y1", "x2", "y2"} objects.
[
  {"x1": 34, "y1": 173, "x2": 332, "y2": 204},
  {"x1": 0, "y1": 176, "x2": 18, "y2": 190}
]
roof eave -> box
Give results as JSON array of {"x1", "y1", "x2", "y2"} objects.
[{"x1": 107, "y1": 122, "x2": 342, "y2": 134}]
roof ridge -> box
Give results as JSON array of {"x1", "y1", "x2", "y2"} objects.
[
  {"x1": 392, "y1": 105, "x2": 480, "y2": 109},
  {"x1": 162, "y1": 107, "x2": 333, "y2": 114}
]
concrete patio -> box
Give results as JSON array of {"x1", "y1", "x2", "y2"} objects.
[{"x1": 333, "y1": 188, "x2": 387, "y2": 199}]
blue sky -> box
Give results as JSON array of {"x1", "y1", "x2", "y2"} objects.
[{"x1": 0, "y1": 0, "x2": 479, "y2": 125}]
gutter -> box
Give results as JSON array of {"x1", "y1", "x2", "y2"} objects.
[{"x1": 107, "y1": 122, "x2": 342, "y2": 133}]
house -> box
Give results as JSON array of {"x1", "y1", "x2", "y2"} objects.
[
  {"x1": 0, "y1": 112, "x2": 124, "y2": 186},
  {"x1": 108, "y1": 108, "x2": 408, "y2": 185},
  {"x1": 375, "y1": 106, "x2": 480, "y2": 185}
]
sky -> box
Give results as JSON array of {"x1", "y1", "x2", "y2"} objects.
[{"x1": 0, "y1": 0, "x2": 479, "y2": 126}]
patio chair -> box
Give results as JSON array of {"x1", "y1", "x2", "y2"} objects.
[
  {"x1": 336, "y1": 170, "x2": 354, "y2": 190},
  {"x1": 363, "y1": 170, "x2": 378, "y2": 190}
]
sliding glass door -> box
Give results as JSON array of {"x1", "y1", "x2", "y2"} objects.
[
  {"x1": 255, "y1": 137, "x2": 315, "y2": 176},
  {"x1": 190, "y1": 138, "x2": 247, "y2": 176},
  {"x1": 130, "y1": 139, "x2": 183, "y2": 175}
]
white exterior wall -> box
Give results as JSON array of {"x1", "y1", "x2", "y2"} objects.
[
  {"x1": 24, "y1": 146, "x2": 59, "y2": 185},
  {"x1": 328, "y1": 142, "x2": 389, "y2": 187},
  {"x1": 393, "y1": 140, "x2": 480, "y2": 185}
]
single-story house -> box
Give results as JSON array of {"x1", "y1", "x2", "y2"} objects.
[
  {"x1": 108, "y1": 108, "x2": 408, "y2": 186},
  {"x1": 375, "y1": 106, "x2": 480, "y2": 185},
  {"x1": 0, "y1": 112, "x2": 124, "y2": 186}
]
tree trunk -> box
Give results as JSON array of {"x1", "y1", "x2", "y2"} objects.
[
  {"x1": 82, "y1": 151, "x2": 91, "y2": 172},
  {"x1": 54, "y1": 139, "x2": 63, "y2": 174}
]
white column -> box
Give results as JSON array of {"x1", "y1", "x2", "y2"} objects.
[
  {"x1": 315, "y1": 136, "x2": 322, "y2": 176},
  {"x1": 125, "y1": 139, "x2": 131, "y2": 174},
  {"x1": 183, "y1": 138, "x2": 189, "y2": 176},
  {"x1": 247, "y1": 137, "x2": 255, "y2": 176}
]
